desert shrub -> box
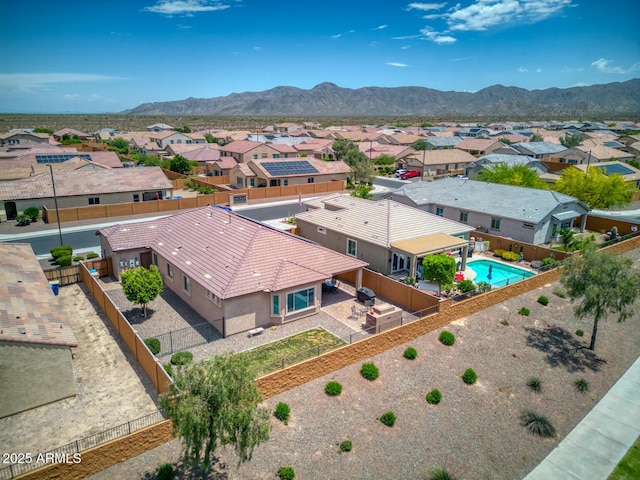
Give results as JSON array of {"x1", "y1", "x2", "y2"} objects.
[
  {"x1": 403, "y1": 346, "x2": 417, "y2": 360},
  {"x1": 493, "y1": 249, "x2": 505, "y2": 257},
  {"x1": 163, "y1": 363, "x2": 173, "y2": 377},
  {"x1": 540, "y1": 257, "x2": 557, "y2": 267},
  {"x1": 86, "y1": 252, "x2": 100, "y2": 259},
  {"x1": 276, "y1": 467, "x2": 295, "y2": 480},
  {"x1": 144, "y1": 338, "x2": 161, "y2": 355},
  {"x1": 16, "y1": 214, "x2": 32, "y2": 226},
  {"x1": 23, "y1": 206, "x2": 40, "y2": 222},
  {"x1": 360, "y1": 362, "x2": 379, "y2": 381},
  {"x1": 518, "y1": 307, "x2": 530, "y2": 316},
  {"x1": 501, "y1": 251, "x2": 520, "y2": 262},
  {"x1": 527, "y1": 377, "x2": 542, "y2": 393},
  {"x1": 339, "y1": 440, "x2": 352, "y2": 452},
  {"x1": 426, "y1": 389, "x2": 442, "y2": 405},
  {"x1": 198, "y1": 186, "x2": 217, "y2": 195},
  {"x1": 462, "y1": 368, "x2": 477, "y2": 385},
  {"x1": 56, "y1": 255, "x2": 73, "y2": 267},
  {"x1": 438, "y1": 331, "x2": 455, "y2": 346},
  {"x1": 500, "y1": 319, "x2": 509, "y2": 326},
  {"x1": 575, "y1": 378, "x2": 590, "y2": 393},
  {"x1": 379, "y1": 411, "x2": 396, "y2": 427},
  {"x1": 537, "y1": 295, "x2": 549, "y2": 306},
  {"x1": 325, "y1": 381, "x2": 343, "y2": 396},
  {"x1": 427, "y1": 465, "x2": 456, "y2": 480},
  {"x1": 73, "y1": 255, "x2": 84, "y2": 262},
  {"x1": 51, "y1": 246, "x2": 73, "y2": 259},
  {"x1": 521, "y1": 411, "x2": 556, "y2": 438},
  {"x1": 553, "y1": 286, "x2": 567, "y2": 298},
  {"x1": 170, "y1": 351, "x2": 193, "y2": 366},
  {"x1": 156, "y1": 462, "x2": 175, "y2": 480},
  {"x1": 184, "y1": 180, "x2": 199, "y2": 190},
  {"x1": 274, "y1": 402, "x2": 290, "y2": 424},
  {"x1": 456, "y1": 279, "x2": 475, "y2": 293},
  {"x1": 575, "y1": 329, "x2": 584, "y2": 337},
  {"x1": 476, "y1": 281, "x2": 491, "y2": 293}
]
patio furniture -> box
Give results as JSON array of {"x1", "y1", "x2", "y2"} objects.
[
  {"x1": 248, "y1": 327, "x2": 265, "y2": 337},
  {"x1": 357, "y1": 287, "x2": 376, "y2": 304}
]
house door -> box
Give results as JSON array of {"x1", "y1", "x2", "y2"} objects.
[
  {"x1": 140, "y1": 251, "x2": 152, "y2": 269},
  {"x1": 4, "y1": 202, "x2": 17, "y2": 221}
]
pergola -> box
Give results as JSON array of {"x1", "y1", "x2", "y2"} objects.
[{"x1": 391, "y1": 233, "x2": 470, "y2": 279}]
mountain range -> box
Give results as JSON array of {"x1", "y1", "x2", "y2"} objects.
[{"x1": 122, "y1": 79, "x2": 640, "y2": 117}]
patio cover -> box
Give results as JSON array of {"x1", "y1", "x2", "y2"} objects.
[
  {"x1": 552, "y1": 210, "x2": 582, "y2": 222},
  {"x1": 391, "y1": 233, "x2": 469, "y2": 256}
]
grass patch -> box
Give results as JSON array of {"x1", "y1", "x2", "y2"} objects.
[
  {"x1": 609, "y1": 435, "x2": 640, "y2": 480},
  {"x1": 237, "y1": 328, "x2": 347, "y2": 377}
]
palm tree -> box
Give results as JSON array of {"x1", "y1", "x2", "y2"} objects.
[{"x1": 558, "y1": 227, "x2": 576, "y2": 251}]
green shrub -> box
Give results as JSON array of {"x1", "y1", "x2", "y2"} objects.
[
  {"x1": 575, "y1": 329, "x2": 584, "y2": 336},
  {"x1": 170, "y1": 351, "x2": 193, "y2": 366},
  {"x1": 360, "y1": 362, "x2": 379, "y2": 381},
  {"x1": 325, "y1": 381, "x2": 343, "y2": 396},
  {"x1": 541, "y1": 257, "x2": 557, "y2": 267},
  {"x1": 493, "y1": 249, "x2": 505, "y2": 257},
  {"x1": 501, "y1": 251, "x2": 520, "y2": 262},
  {"x1": 553, "y1": 286, "x2": 567, "y2": 298},
  {"x1": 476, "y1": 281, "x2": 491, "y2": 293},
  {"x1": 527, "y1": 377, "x2": 542, "y2": 393},
  {"x1": 500, "y1": 319, "x2": 509, "y2": 326},
  {"x1": 51, "y1": 246, "x2": 73, "y2": 259},
  {"x1": 73, "y1": 255, "x2": 84, "y2": 262},
  {"x1": 276, "y1": 466, "x2": 295, "y2": 480},
  {"x1": 86, "y1": 252, "x2": 100, "y2": 259},
  {"x1": 438, "y1": 331, "x2": 455, "y2": 346},
  {"x1": 16, "y1": 213, "x2": 31, "y2": 226},
  {"x1": 403, "y1": 346, "x2": 417, "y2": 360},
  {"x1": 144, "y1": 338, "x2": 161, "y2": 355},
  {"x1": 163, "y1": 363, "x2": 173, "y2": 377},
  {"x1": 456, "y1": 279, "x2": 475, "y2": 293},
  {"x1": 462, "y1": 368, "x2": 477, "y2": 385},
  {"x1": 518, "y1": 307, "x2": 530, "y2": 316},
  {"x1": 427, "y1": 465, "x2": 456, "y2": 480},
  {"x1": 56, "y1": 255, "x2": 73, "y2": 267},
  {"x1": 23, "y1": 206, "x2": 40, "y2": 222},
  {"x1": 575, "y1": 378, "x2": 590, "y2": 393},
  {"x1": 339, "y1": 440, "x2": 352, "y2": 452},
  {"x1": 156, "y1": 462, "x2": 175, "y2": 480},
  {"x1": 274, "y1": 402, "x2": 290, "y2": 424},
  {"x1": 521, "y1": 411, "x2": 556, "y2": 438},
  {"x1": 537, "y1": 295, "x2": 549, "y2": 306},
  {"x1": 379, "y1": 411, "x2": 396, "y2": 427},
  {"x1": 426, "y1": 389, "x2": 442, "y2": 405}
]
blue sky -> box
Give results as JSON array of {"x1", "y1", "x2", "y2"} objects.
[{"x1": 1, "y1": 0, "x2": 638, "y2": 114}]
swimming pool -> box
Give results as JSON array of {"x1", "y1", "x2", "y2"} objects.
[{"x1": 467, "y1": 259, "x2": 535, "y2": 287}]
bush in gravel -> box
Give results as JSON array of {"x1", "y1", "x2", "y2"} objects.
[
  {"x1": 379, "y1": 411, "x2": 396, "y2": 427},
  {"x1": 426, "y1": 389, "x2": 442, "y2": 405},
  {"x1": 527, "y1": 377, "x2": 542, "y2": 393},
  {"x1": 537, "y1": 295, "x2": 549, "y2": 306},
  {"x1": 16, "y1": 213, "x2": 31, "y2": 226},
  {"x1": 51, "y1": 246, "x2": 73, "y2": 258},
  {"x1": 456, "y1": 279, "x2": 475, "y2": 293},
  {"x1": 575, "y1": 378, "x2": 590, "y2": 393},
  {"x1": 427, "y1": 465, "x2": 456, "y2": 480},
  {"x1": 276, "y1": 466, "x2": 295, "y2": 480},
  {"x1": 462, "y1": 368, "x2": 477, "y2": 385},
  {"x1": 56, "y1": 255, "x2": 73, "y2": 267},
  {"x1": 144, "y1": 338, "x2": 161, "y2": 355},
  {"x1": 501, "y1": 251, "x2": 520, "y2": 262},
  {"x1": 73, "y1": 255, "x2": 84, "y2": 262},
  {"x1": 156, "y1": 462, "x2": 175, "y2": 480},
  {"x1": 163, "y1": 363, "x2": 173, "y2": 377},
  {"x1": 403, "y1": 346, "x2": 418, "y2": 360},
  {"x1": 274, "y1": 402, "x2": 290, "y2": 425},
  {"x1": 521, "y1": 411, "x2": 556, "y2": 438},
  {"x1": 553, "y1": 286, "x2": 567, "y2": 298},
  {"x1": 325, "y1": 381, "x2": 342, "y2": 396},
  {"x1": 339, "y1": 440, "x2": 352, "y2": 452},
  {"x1": 575, "y1": 329, "x2": 584, "y2": 337},
  {"x1": 171, "y1": 351, "x2": 193, "y2": 366},
  {"x1": 360, "y1": 362, "x2": 379, "y2": 381},
  {"x1": 86, "y1": 252, "x2": 100, "y2": 259},
  {"x1": 23, "y1": 206, "x2": 40, "y2": 222},
  {"x1": 438, "y1": 331, "x2": 455, "y2": 346},
  {"x1": 500, "y1": 319, "x2": 510, "y2": 326},
  {"x1": 518, "y1": 307, "x2": 530, "y2": 316}
]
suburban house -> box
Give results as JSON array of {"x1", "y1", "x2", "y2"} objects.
[
  {"x1": 401, "y1": 149, "x2": 476, "y2": 177},
  {"x1": 293, "y1": 139, "x2": 335, "y2": 159},
  {"x1": 220, "y1": 140, "x2": 282, "y2": 163},
  {"x1": 455, "y1": 138, "x2": 504, "y2": 157},
  {"x1": 230, "y1": 158, "x2": 351, "y2": 188},
  {"x1": 575, "y1": 142, "x2": 636, "y2": 162},
  {"x1": 53, "y1": 128, "x2": 93, "y2": 141},
  {"x1": 386, "y1": 178, "x2": 590, "y2": 245},
  {"x1": 512, "y1": 142, "x2": 567, "y2": 160},
  {"x1": 358, "y1": 142, "x2": 417, "y2": 165},
  {"x1": 146, "y1": 123, "x2": 175, "y2": 132},
  {"x1": 164, "y1": 144, "x2": 221, "y2": 165},
  {"x1": 0, "y1": 166, "x2": 173, "y2": 221},
  {"x1": 0, "y1": 131, "x2": 52, "y2": 146},
  {"x1": 465, "y1": 154, "x2": 548, "y2": 178},
  {"x1": 424, "y1": 136, "x2": 463, "y2": 150},
  {"x1": 0, "y1": 243, "x2": 78, "y2": 418},
  {"x1": 98, "y1": 207, "x2": 367, "y2": 337},
  {"x1": 205, "y1": 156, "x2": 238, "y2": 176},
  {"x1": 295, "y1": 195, "x2": 474, "y2": 280},
  {"x1": 151, "y1": 131, "x2": 206, "y2": 149}
]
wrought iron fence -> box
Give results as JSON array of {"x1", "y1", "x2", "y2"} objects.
[
  {"x1": 0, "y1": 410, "x2": 166, "y2": 479},
  {"x1": 149, "y1": 321, "x2": 222, "y2": 357}
]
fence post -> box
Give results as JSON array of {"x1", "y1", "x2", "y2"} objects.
[
  {"x1": 317, "y1": 345, "x2": 320, "y2": 357},
  {"x1": 128, "y1": 421, "x2": 131, "y2": 435},
  {"x1": 76, "y1": 440, "x2": 79, "y2": 453},
  {"x1": 169, "y1": 330, "x2": 173, "y2": 355}
]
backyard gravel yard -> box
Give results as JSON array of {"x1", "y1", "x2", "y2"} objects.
[{"x1": 89, "y1": 250, "x2": 640, "y2": 480}]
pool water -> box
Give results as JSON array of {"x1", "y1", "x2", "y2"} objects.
[{"x1": 467, "y1": 259, "x2": 535, "y2": 287}]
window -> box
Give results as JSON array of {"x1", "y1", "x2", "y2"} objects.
[
  {"x1": 167, "y1": 263, "x2": 173, "y2": 279},
  {"x1": 347, "y1": 238, "x2": 357, "y2": 257},
  {"x1": 183, "y1": 275, "x2": 191, "y2": 294},
  {"x1": 236, "y1": 177, "x2": 243, "y2": 187},
  {"x1": 317, "y1": 227, "x2": 326, "y2": 235},
  {"x1": 273, "y1": 154, "x2": 280, "y2": 158},
  {"x1": 133, "y1": 194, "x2": 140, "y2": 202},
  {"x1": 88, "y1": 197, "x2": 100, "y2": 205},
  {"x1": 307, "y1": 178, "x2": 315, "y2": 183},
  {"x1": 392, "y1": 253, "x2": 406, "y2": 272},
  {"x1": 436, "y1": 207, "x2": 444, "y2": 217},
  {"x1": 261, "y1": 153, "x2": 268, "y2": 158},
  {"x1": 459, "y1": 212, "x2": 468, "y2": 222},
  {"x1": 207, "y1": 290, "x2": 221, "y2": 306},
  {"x1": 286, "y1": 287, "x2": 314, "y2": 313},
  {"x1": 490, "y1": 218, "x2": 501, "y2": 230},
  {"x1": 283, "y1": 179, "x2": 289, "y2": 186},
  {"x1": 152, "y1": 253, "x2": 158, "y2": 266},
  {"x1": 272, "y1": 294, "x2": 279, "y2": 315},
  {"x1": 270, "y1": 179, "x2": 281, "y2": 187},
  {"x1": 522, "y1": 223, "x2": 534, "y2": 229},
  {"x1": 253, "y1": 154, "x2": 258, "y2": 159},
  {"x1": 250, "y1": 178, "x2": 255, "y2": 187}
]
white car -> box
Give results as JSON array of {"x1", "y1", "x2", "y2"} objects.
[{"x1": 394, "y1": 169, "x2": 408, "y2": 178}]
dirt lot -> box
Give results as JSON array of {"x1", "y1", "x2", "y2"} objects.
[{"x1": 0, "y1": 283, "x2": 159, "y2": 457}]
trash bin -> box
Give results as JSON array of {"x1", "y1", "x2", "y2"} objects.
[
  {"x1": 49, "y1": 281, "x2": 60, "y2": 296},
  {"x1": 357, "y1": 287, "x2": 376, "y2": 304}
]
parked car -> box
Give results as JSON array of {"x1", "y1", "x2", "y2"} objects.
[
  {"x1": 399, "y1": 169, "x2": 420, "y2": 180},
  {"x1": 394, "y1": 169, "x2": 408, "y2": 178}
]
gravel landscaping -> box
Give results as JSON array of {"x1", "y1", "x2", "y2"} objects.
[{"x1": 89, "y1": 250, "x2": 640, "y2": 480}]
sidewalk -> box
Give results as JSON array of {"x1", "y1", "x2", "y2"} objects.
[{"x1": 525, "y1": 356, "x2": 640, "y2": 480}]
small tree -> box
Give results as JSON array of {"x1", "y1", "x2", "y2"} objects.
[
  {"x1": 558, "y1": 227, "x2": 576, "y2": 251},
  {"x1": 169, "y1": 155, "x2": 192, "y2": 175},
  {"x1": 561, "y1": 244, "x2": 640, "y2": 350},
  {"x1": 529, "y1": 133, "x2": 544, "y2": 142},
  {"x1": 159, "y1": 354, "x2": 270, "y2": 473},
  {"x1": 119, "y1": 265, "x2": 163, "y2": 319},
  {"x1": 422, "y1": 253, "x2": 456, "y2": 295},
  {"x1": 560, "y1": 132, "x2": 584, "y2": 148}
]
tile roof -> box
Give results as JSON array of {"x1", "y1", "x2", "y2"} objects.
[
  {"x1": 455, "y1": 138, "x2": 502, "y2": 151},
  {"x1": 100, "y1": 208, "x2": 367, "y2": 299},
  {"x1": 418, "y1": 149, "x2": 477, "y2": 166},
  {"x1": 513, "y1": 142, "x2": 567, "y2": 155},
  {"x1": 0, "y1": 243, "x2": 77, "y2": 347},
  {"x1": 426, "y1": 136, "x2": 463, "y2": 147},
  {"x1": 220, "y1": 140, "x2": 265, "y2": 154},
  {"x1": 249, "y1": 158, "x2": 352, "y2": 178},
  {"x1": 0, "y1": 166, "x2": 172, "y2": 201}
]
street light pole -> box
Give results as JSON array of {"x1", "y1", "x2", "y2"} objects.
[{"x1": 48, "y1": 164, "x2": 64, "y2": 247}]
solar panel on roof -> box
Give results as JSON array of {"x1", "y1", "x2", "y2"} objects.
[
  {"x1": 35, "y1": 154, "x2": 92, "y2": 164},
  {"x1": 262, "y1": 161, "x2": 318, "y2": 176},
  {"x1": 594, "y1": 164, "x2": 634, "y2": 176},
  {"x1": 603, "y1": 141, "x2": 622, "y2": 148}
]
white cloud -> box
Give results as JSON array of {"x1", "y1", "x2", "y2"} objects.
[
  {"x1": 0, "y1": 73, "x2": 124, "y2": 91},
  {"x1": 560, "y1": 67, "x2": 584, "y2": 73},
  {"x1": 392, "y1": 34, "x2": 422, "y2": 40},
  {"x1": 144, "y1": 0, "x2": 231, "y2": 15},
  {"x1": 420, "y1": 26, "x2": 457, "y2": 44},
  {"x1": 407, "y1": 2, "x2": 447, "y2": 11},
  {"x1": 374, "y1": 24, "x2": 387, "y2": 30},
  {"x1": 401, "y1": 45, "x2": 412, "y2": 50},
  {"x1": 448, "y1": 56, "x2": 475, "y2": 62},
  {"x1": 331, "y1": 33, "x2": 342, "y2": 39},
  {"x1": 536, "y1": 67, "x2": 542, "y2": 73},
  {"x1": 591, "y1": 58, "x2": 626, "y2": 74},
  {"x1": 518, "y1": 66, "x2": 529, "y2": 73},
  {"x1": 386, "y1": 62, "x2": 409, "y2": 67}
]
